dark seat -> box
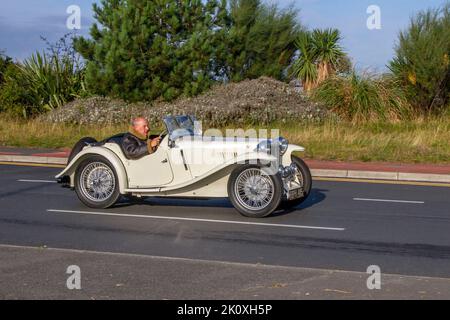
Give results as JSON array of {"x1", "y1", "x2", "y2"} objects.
[
  {"x1": 100, "y1": 133, "x2": 132, "y2": 159},
  {"x1": 100, "y1": 133, "x2": 164, "y2": 160},
  {"x1": 103, "y1": 132, "x2": 126, "y2": 145}
]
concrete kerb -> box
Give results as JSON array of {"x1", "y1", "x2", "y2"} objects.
[
  {"x1": 310, "y1": 169, "x2": 450, "y2": 184},
  {"x1": 0, "y1": 155, "x2": 67, "y2": 165}
]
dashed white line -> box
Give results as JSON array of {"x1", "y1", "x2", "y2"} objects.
[
  {"x1": 18, "y1": 179, "x2": 57, "y2": 183},
  {"x1": 353, "y1": 198, "x2": 424, "y2": 204},
  {"x1": 47, "y1": 209, "x2": 346, "y2": 231}
]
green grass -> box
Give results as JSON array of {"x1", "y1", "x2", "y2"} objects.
[{"x1": 1, "y1": 115, "x2": 449, "y2": 164}]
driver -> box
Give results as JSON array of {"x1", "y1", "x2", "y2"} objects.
[{"x1": 121, "y1": 117, "x2": 161, "y2": 160}]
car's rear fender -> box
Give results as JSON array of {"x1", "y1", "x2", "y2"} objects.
[{"x1": 55, "y1": 146, "x2": 128, "y2": 193}]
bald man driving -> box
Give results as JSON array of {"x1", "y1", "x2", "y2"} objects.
[{"x1": 121, "y1": 117, "x2": 161, "y2": 160}]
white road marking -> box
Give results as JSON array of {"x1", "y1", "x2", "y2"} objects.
[
  {"x1": 18, "y1": 179, "x2": 57, "y2": 183},
  {"x1": 47, "y1": 209, "x2": 346, "y2": 231},
  {"x1": 353, "y1": 198, "x2": 424, "y2": 204}
]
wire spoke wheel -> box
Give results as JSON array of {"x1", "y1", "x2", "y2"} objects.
[
  {"x1": 292, "y1": 163, "x2": 305, "y2": 193},
  {"x1": 79, "y1": 162, "x2": 116, "y2": 202},
  {"x1": 234, "y1": 168, "x2": 275, "y2": 211}
]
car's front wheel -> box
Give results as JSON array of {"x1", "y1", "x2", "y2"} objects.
[
  {"x1": 228, "y1": 165, "x2": 282, "y2": 218},
  {"x1": 74, "y1": 155, "x2": 120, "y2": 209}
]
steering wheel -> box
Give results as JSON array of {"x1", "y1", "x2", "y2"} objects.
[{"x1": 158, "y1": 129, "x2": 167, "y2": 138}]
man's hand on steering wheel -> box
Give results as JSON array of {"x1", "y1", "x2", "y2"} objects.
[{"x1": 150, "y1": 136, "x2": 161, "y2": 148}]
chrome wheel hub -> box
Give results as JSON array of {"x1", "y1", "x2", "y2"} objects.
[
  {"x1": 235, "y1": 168, "x2": 274, "y2": 210},
  {"x1": 80, "y1": 162, "x2": 115, "y2": 202}
]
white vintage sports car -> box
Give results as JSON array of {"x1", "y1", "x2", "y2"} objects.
[{"x1": 56, "y1": 115, "x2": 312, "y2": 218}]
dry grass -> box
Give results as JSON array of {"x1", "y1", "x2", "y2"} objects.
[
  {"x1": 280, "y1": 118, "x2": 450, "y2": 163},
  {"x1": 0, "y1": 115, "x2": 130, "y2": 149},
  {"x1": 1, "y1": 115, "x2": 449, "y2": 164},
  {"x1": 224, "y1": 117, "x2": 450, "y2": 163}
]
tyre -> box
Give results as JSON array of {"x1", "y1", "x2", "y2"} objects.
[
  {"x1": 68, "y1": 137, "x2": 97, "y2": 164},
  {"x1": 74, "y1": 155, "x2": 120, "y2": 209},
  {"x1": 279, "y1": 155, "x2": 312, "y2": 209},
  {"x1": 228, "y1": 165, "x2": 282, "y2": 218}
]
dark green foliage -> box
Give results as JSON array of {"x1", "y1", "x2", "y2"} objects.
[
  {"x1": 389, "y1": 3, "x2": 450, "y2": 113},
  {"x1": 0, "y1": 63, "x2": 29, "y2": 115},
  {"x1": 0, "y1": 51, "x2": 13, "y2": 84},
  {"x1": 0, "y1": 35, "x2": 86, "y2": 118},
  {"x1": 312, "y1": 71, "x2": 412, "y2": 122},
  {"x1": 75, "y1": 0, "x2": 229, "y2": 102},
  {"x1": 225, "y1": 0, "x2": 301, "y2": 81},
  {"x1": 291, "y1": 28, "x2": 346, "y2": 92},
  {"x1": 75, "y1": 0, "x2": 302, "y2": 102}
]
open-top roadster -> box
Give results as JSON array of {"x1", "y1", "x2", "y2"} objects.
[{"x1": 56, "y1": 115, "x2": 311, "y2": 218}]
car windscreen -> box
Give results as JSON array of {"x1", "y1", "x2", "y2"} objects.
[{"x1": 163, "y1": 115, "x2": 199, "y2": 138}]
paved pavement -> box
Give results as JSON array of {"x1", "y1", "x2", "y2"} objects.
[
  {"x1": 0, "y1": 163, "x2": 449, "y2": 299},
  {"x1": 2, "y1": 244, "x2": 449, "y2": 300}
]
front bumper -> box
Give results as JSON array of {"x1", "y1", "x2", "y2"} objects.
[{"x1": 280, "y1": 163, "x2": 304, "y2": 200}]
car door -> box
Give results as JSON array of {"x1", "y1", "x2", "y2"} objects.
[{"x1": 125, "y1": 143, "x2": 174, "y2": 188}]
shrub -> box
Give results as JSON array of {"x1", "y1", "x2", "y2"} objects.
[
  {"x1": 312, "y1": 71, "x2": 412, "y2": 122},
  {"x1": 389, "y1": 4, "x2": 450, "y2": 113},
  {"x1": 0, "y1": 35, "x2": 86, "y2": 118},
  {"x1": 0, "y1": 51, "x2": 12, "y2": 84},
  {"x1": 17, "y1": 52, "x2": 85, "y2": 110}
]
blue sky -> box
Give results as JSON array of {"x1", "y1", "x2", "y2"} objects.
[{"x1": 0, "y1": 0, "x2": 447, "y2": 70}]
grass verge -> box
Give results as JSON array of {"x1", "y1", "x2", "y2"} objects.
[{"x1": 0, "y1": 115, "x2": 449, "y2": 164}]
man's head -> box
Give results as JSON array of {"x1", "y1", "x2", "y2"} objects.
[{"x1": 131, "y1": 117, "x2": 149, "y2": 138}]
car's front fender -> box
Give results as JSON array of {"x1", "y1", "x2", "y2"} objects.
[
  {"x1": 282, "y1": 144, "x2": 306, "y2": 166},
  {"x1": 55, "y1": 146, "x2": 128, "y2": 193}
]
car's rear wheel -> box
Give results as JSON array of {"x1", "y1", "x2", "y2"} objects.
[
  {"x1": 228, "y1": 165, "x2": 282, "y2": 218},
  {"x1": 279, "y1": 155, "x2": 312, "y2": 209},
  {"x1": 74, "y1": 155, "x2": 120, "y2": 209}
]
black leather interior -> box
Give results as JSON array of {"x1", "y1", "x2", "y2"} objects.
[
  {"x1": 100, "y1": 133, "x2": 166, "y2": 160},
  {"x1": 100, "y1": 133, "x2": 131, "y2": 159}
]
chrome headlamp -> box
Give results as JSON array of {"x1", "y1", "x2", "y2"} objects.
[
  {"x1": 276, "y1": 137, "x2": 289, "y2": 156},
  {"x1": 256, "y1": 140, "x2": 272, "y2": 153},
  {"x1": 255, "y1": 137, "x2": 288, "y2": 155}
]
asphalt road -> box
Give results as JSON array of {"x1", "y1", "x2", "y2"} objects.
[{"x1": 1, "y1": 163, "x2": 450, "y2": 299}]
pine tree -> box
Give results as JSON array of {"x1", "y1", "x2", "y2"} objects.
[
  {"x1": 75, "y1": 0, "x2": 302, "y2": 102},
  {"x1": 226, "y1": 0, "x2": 301, "y2": 81},
  {"x1": 75, "y1": 0, "x2": 227, "y2": 101}
]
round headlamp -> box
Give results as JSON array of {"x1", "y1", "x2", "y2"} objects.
[
  {"x1": 277, "y1": 137, "x2": 289, "y2": 155},
  {"x1": 256, "y1": 140, "x2": 272, "y2": 153}
]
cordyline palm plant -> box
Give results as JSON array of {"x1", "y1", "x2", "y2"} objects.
[
  {"x1": 17, "y1": 52, "x2": 85, "y2": 113},
  {"x1": 292, "y1": 28, "x2": 345, "y2": 93},
  {"x1": 292, "y1": 32, "x2": 318, "y2": 92}
]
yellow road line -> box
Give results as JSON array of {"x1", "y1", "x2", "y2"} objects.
[
  {"x1": 0, "y1": 161, "x2": 65, "y2": 168},
  {"x1": 314, "y1": 177, "x2": 450, "y2": 188}
]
